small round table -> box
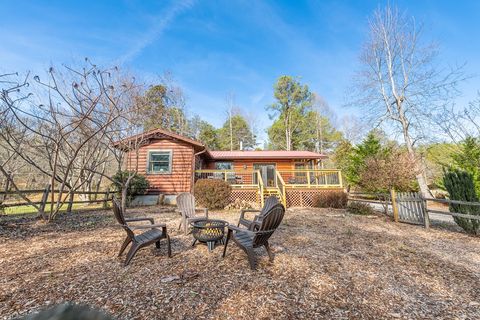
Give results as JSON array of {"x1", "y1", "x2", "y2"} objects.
[{"x1": 190, "y1": 219, "x2": 228, "y2": 252}]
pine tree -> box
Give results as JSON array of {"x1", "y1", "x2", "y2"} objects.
[
  {"x1": 451, "y1": 137, "x2": 480, "y2": 196},
  {"x1": 443, "y1": 169, "x2": 480, "y2": 235}
]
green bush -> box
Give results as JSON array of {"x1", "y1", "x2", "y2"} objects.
[
  {"x1": 347, "y1": 202, "x2": 375, "y2": 215},
  {"x1": 194, "y1": 179, "x2": 232, "y2": 210},
  {"x1": 111, "y1": 171, "x2": 149, "y2": 204},
  {"x1": 313, "y1": 191, "x2": 348, "y2": 208},
  {"x1": 443, "y1": 169, "x2": 480, "y2": 235}
]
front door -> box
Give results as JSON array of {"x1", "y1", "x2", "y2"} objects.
[{"x1": 253, "y1": 163, "x2": 276, "y2": 187}]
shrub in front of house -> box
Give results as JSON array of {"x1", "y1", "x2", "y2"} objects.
[
  {"x1": 194, "y1": 179, "x2": 232, "y2": 209},
  {"x1": 347, "y1": 202, "x2": 375, "y2": 215},
  {"x1": 313, "y1": 191, "x2": 348, "y2": 209},
  {"x1": 111, "y1": 171, "x2": 149, "y2": 204}
]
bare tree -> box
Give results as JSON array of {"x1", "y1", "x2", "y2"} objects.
[
  {"x1": 352, "y1": 5, "x2": 465, "y2": 196},
  {"x1": 436, "y1": 93, "x2": 480, "y2": 142},
  {"x1": 225, "y1": 92, "x2": 236, "y2": 151},
  {"x1": 0, "y1": 73, "x2": 46, "y2": 212},
  {"x1": 0, "y1": 62, "x2": 144, "y2": 220},
  {"x1": 312, "y1": 94, "x2": 338, "y2": 154},
  {"x1": 339, "y1": 115, "x2": 367, "y2": 145}
]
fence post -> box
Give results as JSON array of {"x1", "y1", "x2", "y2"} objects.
[
  {"x1": 422, "y1": 196, "x2": 430, "y2": 229},
  {"x1": 38, "y1": 184, "x2": 51, "y2": 217},
  {"x1": 383, "y1": 193, "x2": 388, "y2": 215},
  {"x1": 67, "y1": 192, "x2": 74, "y2": 213},
  {"x1": 103, "y1": 189, "x2": 110, "y2": 209},
  {"x1": 390, "y1": 188, "x2": 399, "y2": 222},
  {"x1": 1, "y1": 175, "x2": 11, "y2": 204}
]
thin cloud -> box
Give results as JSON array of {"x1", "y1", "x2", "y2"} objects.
[{"x1": 118, "y1": 0, "x2": 195, "y2": 64}]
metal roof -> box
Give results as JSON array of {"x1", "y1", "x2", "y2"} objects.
[
  {"x1": 113, "y1": 129, "x2": 328, "y2": 160},
  {"x1": 206, "y1": 150, "x2": 327, "y2": 160},
  {"x1": 112, "y1": 128, "x2": 204, "y2": 151}
]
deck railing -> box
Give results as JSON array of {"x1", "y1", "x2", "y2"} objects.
[
  {"x1": 194, "y1": 169, "x2": 343, "y2": 189},
  {"x1": 257, "y1": 171, "x2": 265, "y2": 207},
  {"x1": 194, "y1": 170, "x2": 260, "y2": 189},
  {"x1": 276, "y1": 169, "x2": 343, "y2": 188},
  {"x1": 275, "y1": 171, "x2": 287, "y2": 206}
]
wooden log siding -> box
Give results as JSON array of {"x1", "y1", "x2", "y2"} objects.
[
  {"x1": 205, "y1": 159, "x2": 297, "y2": 171},
  {"x1": 126, "y1": 139, "x2": 195, "y2": 194},
  {"x1": 203, "y1": 160, "x2": 297, "y2": 185}
]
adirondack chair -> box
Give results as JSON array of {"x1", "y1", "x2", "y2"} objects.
[
  {"x1": 223, "y1": 203, "x2": 285, "y2": 270},
  {"x1": 237, "y1": 196, "x2": 279, "y2": 231},
  {"x1": 176, "y1": 192, "x2": 209, "y2": 235},
  {"x1": 113, "y1": 198, "x2": 171, "y2": 266}
]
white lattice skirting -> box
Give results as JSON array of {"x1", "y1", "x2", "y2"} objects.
[
  {"x1": 229, "y1": 189, "x2": 261, "y2": 209},
  {"x1": 285, "y1": 189, "x2": 343, "y2": 207}
]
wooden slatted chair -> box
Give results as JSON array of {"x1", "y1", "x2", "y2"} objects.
[
  {"x1": 238, "y1": 196, "x2": 279, "y2": 231},
  {"x1": 223, "y1": 203, "x2": 285, "y2": 270},
  {"x1": 176, "y1": 192, "x2": 209, "y2": 235},
  {"x1": 113, "y1": 198, "x2": 171, "y2": 266}
]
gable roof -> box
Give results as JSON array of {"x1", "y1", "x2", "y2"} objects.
[
  {"x1": 206, "y1": 150, "x2": 327, "y2": 160},
  {"x1": 112, "y1": 128, "x2": 205, "y2": 151},
  {"x1": 114, "y1": 129, "x2": 327, "y2": 160}
]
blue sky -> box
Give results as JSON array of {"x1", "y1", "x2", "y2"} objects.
[{"x1": 1, "y1": 0, "x2": 479, "y2": 143}]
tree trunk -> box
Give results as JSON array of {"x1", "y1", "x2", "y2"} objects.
[
  {"x1": 400, "y1": 116, "x2": 432, "y2": 197},
  {"x1": 285, "y1": 112, "x2": 291, "y2": 151},
  {"x1": 229, "y1": 109, "x2": 233, "y2": 151},
  {"x1": 121, "y1": 187, "x2": 128, "y2": 212}
]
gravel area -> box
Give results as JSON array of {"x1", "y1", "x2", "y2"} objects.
[{"x1": 0, "y1": 206, "x2": 479, "y2": 319}]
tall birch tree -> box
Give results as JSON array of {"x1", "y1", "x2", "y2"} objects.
[{"x1": 353, "y1": 5, "x2": 464, "y2": 196}]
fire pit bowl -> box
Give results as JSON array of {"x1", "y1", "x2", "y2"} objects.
[{"x1": 190, "y1": 219, "x2": 228, "y2": 252}]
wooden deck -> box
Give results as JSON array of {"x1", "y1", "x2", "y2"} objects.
[{"x1": 194, "y1": 169, "x2": 343, "y2": 207}]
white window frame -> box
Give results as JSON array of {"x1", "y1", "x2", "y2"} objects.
[
  {"x1": 147, "y1": 150, "x2": 173, "y2": 174},
  {"x1": 214, "y1": 161, "x2": 233, "y2": 170}
]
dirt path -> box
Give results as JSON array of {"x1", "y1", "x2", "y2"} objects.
[{"x1": 0, "y1": 207, "x2": 478, "y2": 319}]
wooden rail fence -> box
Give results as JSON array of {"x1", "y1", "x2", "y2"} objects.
[
  {"x1": 348, "y1": 189, "x2": 480, "y2": 229},
  {"x1": 0, "y1": 185, "x2": 113, "y2": 215}
]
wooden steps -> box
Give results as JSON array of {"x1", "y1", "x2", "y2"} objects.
[{"x1": 262, "y1": 188, "x2": 285, "y2": 206}]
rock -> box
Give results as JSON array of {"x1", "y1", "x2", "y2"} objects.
[
  {"x1": 272, "y1": 245, "x2": 286, "y2": 253},
  {"x1": 160, "y1": 275, "x2": 181, "y2": 283}
]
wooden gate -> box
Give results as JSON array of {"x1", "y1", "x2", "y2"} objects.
[{"x1": 394, "y1": 192, "x2": 426, "y2": 225}]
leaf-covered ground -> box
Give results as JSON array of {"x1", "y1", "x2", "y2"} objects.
[{"x1": 0, "y1": 207, "x2": 479, "y2": 319}]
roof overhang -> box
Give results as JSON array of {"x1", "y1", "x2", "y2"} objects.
[
  {"x1": 203, "y1": 150, "x2": 328, "y2": 161},
  {"x1": 112, "y1": 128, "x2": 206, "y2": 152}
]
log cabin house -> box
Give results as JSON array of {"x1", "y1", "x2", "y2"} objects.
[{"x1": 113, "y1": 128, "x2": 343, "y2": 207}]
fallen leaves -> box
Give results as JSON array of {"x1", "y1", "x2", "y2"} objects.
[{"x1": 0, "y1": 206, "x2": 479, "y2": 319}]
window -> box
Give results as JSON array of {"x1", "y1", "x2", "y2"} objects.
[
  {"x1": 147, "y1": 150, "x2": 172, "y2": 174},
  {"x1": 215, "y1": 162, "x2": 233, "y2": 170},
  {"x1": 294, "y1": 163, "x2": 306, "y2": 170},
  {"x1": 294, "y1": 163, "x2": 307, "y2": 183}
]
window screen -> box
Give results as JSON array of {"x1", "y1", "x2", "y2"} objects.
[
  {"x1": 148, "y1": 151, "x2": 171, "y2": 173},
  {"x1": 215, "y1": 162, "x2": 233, "y2": 170}
]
